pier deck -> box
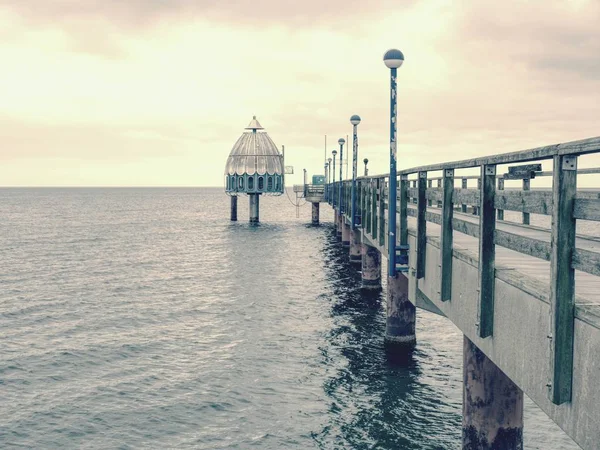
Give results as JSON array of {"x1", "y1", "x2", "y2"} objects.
[{"x1": 325, "y1": 136, "x2": 600, "y2": 449}]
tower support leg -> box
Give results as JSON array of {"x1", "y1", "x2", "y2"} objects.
[
  {"x1": 230, "y1": 196, "x2": 238, "y2": 221},
  {"x1": 249, "y1": 194, "x2": 260, "y2": 223},
  {"x1": 463, "y1": 336, "x2": 524, "y2": 449},
  {"x1": 385, "y1": 273, "x2": 416, "y2": 350},
  {"x1": 311, "y1": 202, "x2": 320, "y2": 225},
  {"x1": 361, "y1": 243, "x2": 381, "y2": 290}
]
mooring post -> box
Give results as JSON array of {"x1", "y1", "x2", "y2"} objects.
[
  {"x1": 311, "y1": 202, "x2": 319, "y2": 225},
  {"x1": 230, "y1": 195, "x2": 238, "y2": 221},
  {"x1": 463, "y1": 336, "x2": 524, "y2": 449},
  {"x1": 249, "y1": 193, "x2": 259, "y2": 223},
  {"x1": 361, "y1": 243, "x2": 381, "y2": 290}
]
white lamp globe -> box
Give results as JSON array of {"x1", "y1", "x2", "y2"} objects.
[
  {"x1": 383, "y1": 49, "x2": 404, "y2": 69},
  {"x1": 350, "y1": 115, "x2": 361, "y2": 126}
]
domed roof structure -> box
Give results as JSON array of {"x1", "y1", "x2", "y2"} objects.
[{"x1": 224, "y1": 117, "x2": 284, "y2": 196}]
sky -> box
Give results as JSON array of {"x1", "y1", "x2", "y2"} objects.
[{"x1": 0, "y1": 0, "x2": 599, "y2": 187}]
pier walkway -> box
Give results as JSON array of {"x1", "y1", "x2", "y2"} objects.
[{"x1": 324, "y1": 136, "x2": 600, "y2": 449}]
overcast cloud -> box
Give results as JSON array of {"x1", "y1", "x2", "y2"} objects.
[{"x1": 0, "y1": 0, "x2": 598, "y2": 186}]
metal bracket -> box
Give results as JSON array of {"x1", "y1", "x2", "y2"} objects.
[
  {"x1": 563, "y1": 156, "x2": 577, "y2": 171},
  {"x1": 419, "y1": 172, "x2": 427, "y2": 178},
  {"x1": 445, "y1": 169, "x2": 454, "y2": 177},
  {"x1": 485, "y1": 165, "x2": 496, "y2": 176}
]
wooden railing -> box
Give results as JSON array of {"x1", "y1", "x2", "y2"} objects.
[{"x1": 327, "y1": 136, "x2": 600, "y2": 405}]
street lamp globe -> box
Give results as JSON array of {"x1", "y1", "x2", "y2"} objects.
[
  {"x1": 383, "y1": 49, "x2": 404, "y2": 69},
  {"x1": 332, "y1": 150, "x2": 337, "y2": 157},
  {"x1": 350, "y1": 115, "x2": 361, "y2": 126},
  {"x1": 363, "y1": 158, "x2": 368, "y2": 165},
  {"x1": 338, "y1": 138, "x2": 345, "y2": 146}
]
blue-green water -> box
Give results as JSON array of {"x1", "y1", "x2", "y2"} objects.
[{"x1": 0, "y1": 188, "x2": 580, "y2": 449}]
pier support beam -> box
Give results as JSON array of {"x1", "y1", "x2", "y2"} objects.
[
  {"x1": 311, "y1": 202, "x2": 320, "y2": 225},
  {"x1": 463, "y1": 336, "x2": 524, "y2": 450},
  {"x1": 230, "y1": 195, "x2": 238, "y2": 221},
  {"x1": 361, "y1": 243, "x2": 381, "y2": 290},
  {"x1": 337, "y1": 212, "x2": 343, "y2": 238},
  {"x1": 385, "y1": 273, "x2": 416, "y2": 350},
  {"x1": 349, "y1": 229, "x2": 361, "y2": 264},
  {"x1": 341, "y1": 222, "x2": 351, "y2": 247},
  {"x1": 249, "y1": 193, "x2": 259, "y2": 223}
]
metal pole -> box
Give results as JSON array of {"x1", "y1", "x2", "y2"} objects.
[
  {"x1": 350, "y1": 116, "x2": 361, "y2": 229},
  {"x1": 387, "y1": 66, "x2": 398, "y2": 276},
  {"x1": 338, "y1": 140, "x2": 345, "y2": 213},
  {"x1": 332, "y1": 151, "x2": 337, "y2": 208}
]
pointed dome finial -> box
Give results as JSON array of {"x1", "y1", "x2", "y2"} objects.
[{"x1": 245, "y1": 116, "x2": 264, "y2": 131}]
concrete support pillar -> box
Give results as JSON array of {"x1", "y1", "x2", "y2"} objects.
[
  {"x1": 361, "y1": 243, "x2": 381, "y2": 290},
  {"x1": 337, "y1": 212, "x2": 342, "y2": 238},
  {"x1": 349, "y1": 229, "x2": 361, "y2": 264},
  {"x1": 311, "y1": 202, "x2": 320, "y2": 225},
  {"x1": 463, "y1": 336, "x2": 524, "y2": 450},
  {"x1": 341, "y1": 222, "x2": 351, "y2": 247},
  {"x1": 385, "y1": 273, "x2": 416, "y2": 349},
  {"x1": 230, "y1": 195, "x2": 238, "y2": 221},
  {"x1": 249, "y1": 193, "x2": 259, "y2": 223}
]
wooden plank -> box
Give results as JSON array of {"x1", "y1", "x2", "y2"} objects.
[
  {"x1": 440, "y1": 169, "x2": 454, "y2": 301},
  {"x1": 400, "y1": 175, "x2": 408, "y2": 246},
  {"x1": 461, "y1": 178, "x2": 468, "y2": 213},
  {"x1": 574, "y1": 198, "x2": 600, "y2": 221},
  {"x1": 493, "y1": 191, "x2": 553, "y2": 215},
  {"x1": 508, "y1": 163, "x2": 542, "y2": 176},
  {"x1": 417, "y1": 171, "x2": 427, "y2": 279},
  {"x1": 453, "y1": 188, "x2": 480, "y2": 207},
  {"x1": 523, "y1": 178, "x2": 531, "y2": 225},
  {"x1": 478, "y1": 164, "x2": 496, "y2": 338},
  {"x1": 497, "y1": 178, "x2": 505, "y2": 220},
  {"x1": 494, "y1": 230, "x2": 551, "y2": 261},
  {"x1": 549, "y1": 154, "x2": 577, "y2": 405},
  {"x1": 572, "y1": 248, "x2": 600, "y2": 277}
]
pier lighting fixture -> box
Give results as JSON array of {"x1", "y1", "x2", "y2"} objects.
[
  {"x1": 350, "y1": 115, "x2": 361, "y2": 229},
  {"x1": 338, "y1": 138, "x2": 345, "y2": 213},
  {"x1": 364, "y1": 158, "x2": 369, "y2": 176},
  {"x1": 384, "y1": 48, "x2": 404, "y2": 277}
]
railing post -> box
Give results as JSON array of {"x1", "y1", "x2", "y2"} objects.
[
  {"x1": 372, "y1": 179, "x2": 378, "y2": 239},
  {"x1": 427, "y1": 179, "x2": 433, "y2": 207},
  {"x1": 440, "y1": 169, "x2": 454, "y2": 301},
  {"x1": 522, "y1": 178, "x2": 531, "y2": 225},
  {"x1": 379, "y1": 178, "x2": 386, "y2": 247},
  {"x1": 400, "y1": 175, "x2": 408, "y2": 247},
  {"x1": 437, "y1": 178, "x2": 442, "y2": 208},
  {"x1": 461, "y1": 178, "x2": 468, "y2": 213},
  {"x1": 497, "y1": 178, "x2": 504, "y2": 221},
  {"x1": 548, "y1": 154, "x2": 577, "y2": 405},
  {"x1": 478, "y1": 164, "x2": 496, "y2": 338},
  {"x1": 417, "y1": 171, "x2": 427, "y2": 279}
]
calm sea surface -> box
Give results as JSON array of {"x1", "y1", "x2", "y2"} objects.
[{"x1": 0, "y1": 188, "x2": 584, "y2": 449}]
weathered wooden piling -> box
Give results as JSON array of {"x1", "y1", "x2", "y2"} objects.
[
  {"x1": 341, "y1": 222, "x2": 351, "y2": 247},
  {"x1": 249, "y1": 193, "x2": 259, "y2": 223},
  {"x1": 311, "y1": 202, "x2": 320, "y2": 224},
  {"x1": 361, "y1": 244, "x2": 381, "y2": 290},
  {"x1": 349, "y1": 229, "x2": 361, "y2": 264},
  {"x1": 463, "y1": 336, "x2": 523, "y2": 449},
  {"x1": 385, "y1": 273, "x2": 416, "y2": 349},
  {"x1": 230, "y1": 195, "x2": 238, "y2": 221}
]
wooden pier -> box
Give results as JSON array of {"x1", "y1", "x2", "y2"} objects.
[{"x1": 323, "y1": 136, "x2": 600, "y2": 449}]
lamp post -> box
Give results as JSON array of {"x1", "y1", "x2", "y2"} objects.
[
  {"x1": 332, "y1": 150, "x2": 337, "y2": 208},
  {"x1": 384, "y1": 48, "x2": 404, "y2": 277},
  {"x1": 350, "y1": 115, "x2": 361, "y2": 229},
  {"x1": 338, "y1": 138, "x2": 345, "y2": 213},
  {"x1": 327, "y1": 158, "x2": 332, "y2": 201},
  {"x1": 364, "y1": 158, "x2": 369, "y2": 176}
]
